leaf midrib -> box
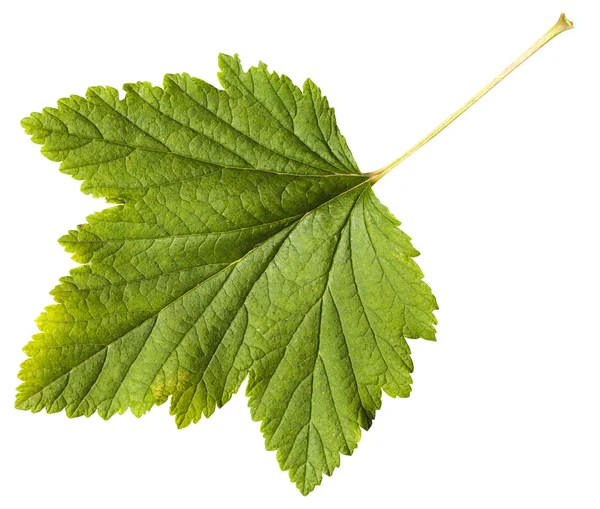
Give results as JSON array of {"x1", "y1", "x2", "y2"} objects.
[{"x1": 41, "y1": 117, "x2": 366, "y2": 179}]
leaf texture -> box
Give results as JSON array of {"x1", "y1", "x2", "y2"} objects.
[{"x1": 18, "y1": 54, "x2": 437, "y2": 495}]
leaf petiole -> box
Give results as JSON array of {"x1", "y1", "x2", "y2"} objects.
[{"x1": 368, "y1": 13, "x2": 573, "y2": 183}]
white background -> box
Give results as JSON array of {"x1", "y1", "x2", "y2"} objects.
[{"x1": 1, "y1": 1, "x2": 598, "y2": 507}]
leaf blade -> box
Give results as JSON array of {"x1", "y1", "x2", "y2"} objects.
[{"x1": 18, "y1": 54, "x2": 436, "y2": 495}]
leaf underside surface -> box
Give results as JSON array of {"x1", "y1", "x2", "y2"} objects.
[{"x1": 17, "y1": 54, "x2": 437, "y2": 495}]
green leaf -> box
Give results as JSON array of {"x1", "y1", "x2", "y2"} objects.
[{"x1": 17, "y1": 53, "x2": 437, "y2": 495}]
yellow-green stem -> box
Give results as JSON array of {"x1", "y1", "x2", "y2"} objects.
[{"x1": 368, "y1": 13, "x2": 573, "y2": 183}]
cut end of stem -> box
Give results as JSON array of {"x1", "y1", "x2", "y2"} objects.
[{"x1": 556, "y1": 13, "x2": 574, "y2": 33}]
